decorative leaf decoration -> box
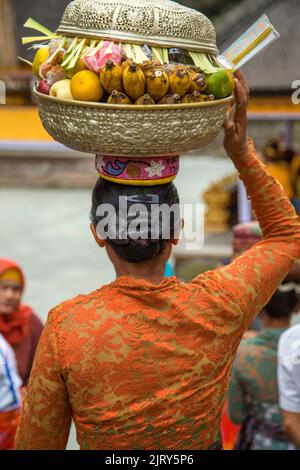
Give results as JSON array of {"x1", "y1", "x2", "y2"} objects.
[
  {"x1": 17, "y1": 56, "x2": 33, "y2": 67},
  {"x1": 124, "y1": 44, "x2": 134, "y2": 60},
  {"x1": 23, "y1": 18, "x2": 54, "y2": 37},
  {"x1": 22, "y1": 35, "x2": 60, "y2": 45},
  {"x1": 64, "y1": 37, "x2": 78, "y2": 55},
  {"x1": 162, "y1": 48, "x2": 169, "y2": 64},
  {"x1": 46, "y1": 38, "x2": 65, "y2": 64},
  {"x1": 68, "y1": 39, "x2": 86, "y2": 69},
  {"x1": 86, "y1": 40, "x2": 104, "y2": 57},
  {"x1": 189, "y1": 52, "x2": 221, "y2": 73},
  {"x1": 105, "y1": 42, "x2": 114, "y2": 55},
  {"x1": 151, "y1": 47, "x2": 164, "y2": 64},
  {"x1": 61, "y1": 38, "x2": 80, "y2": 67},
  {"x1": 27, "y1": 42, "x2": 49, "y2": 51},
  {"x1": 132, "y1": 45, "x2": 149, "y2": 63},
  {"x1": 82, "y1": 39, "x2": 97, "y2": 57}
]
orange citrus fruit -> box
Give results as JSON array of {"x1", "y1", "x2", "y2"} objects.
[{"x1": 70, "y1": 70, "x2": 104, "y2": 102}]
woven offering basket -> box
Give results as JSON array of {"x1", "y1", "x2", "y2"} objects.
[
  {"x1": 33, "y1": 0, "x2": 233, "y2": 157},
  {"x1": 34, "y1": 90, "x2": 232, "y2": 157}
]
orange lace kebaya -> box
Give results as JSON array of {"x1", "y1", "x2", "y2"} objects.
[{"x1": 15, "y1": 142, "x2": 300, "y2": 450}]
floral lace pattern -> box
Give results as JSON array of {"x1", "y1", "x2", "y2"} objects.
[{"x1": 16, "y1": 143, "x2": 300, "y2": 450}]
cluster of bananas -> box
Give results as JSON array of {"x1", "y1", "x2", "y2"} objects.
[{"x1": 101, "y1": 59, "x2": 214, "y2": 105}]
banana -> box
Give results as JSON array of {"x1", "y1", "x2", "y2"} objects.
[
  {"x1": 145, "y1": 69, "x2": 169, "y2": 101},
  {"x1": 121, "y1": 58, "x2": 134, "y2": 71},
  {"x1": 181, "y1": 91, "x2": 204, "y2": 103},
  {"x1": 189, "y1": 71, "x2": 207, "y2": 93},
  {"x1": 158, "y1": 93, "x2": 181, "y2": 104},
  {"x1": 123, "y1": 62, "x2": 146, "y2": 101},
  {"x1": 100, "y1": 59, "x2": 123, "y2": 94},
  {"x1": 189, "y1": 66, "x2": 203, "y2": 74},
  {"x1": 162, "y1": 63, "x2": 183, "y2": 77},
  {"x1": 108, "y1": 90, "x2": 132, "y2": 104},
  {"x1": 181, "y1": 92, "x2": 215, "y2": 103},
  {"x1": 141, "y1": 60, "x2": 161, "y2": 74},
  {"x1": 202, "y1": 94, "x2": 215, "y2": 101},
  {"x1": 169, "y1": 67, "x2": 192, "y2": 97},
  {"x1": 135, "y1": 94, "x2": 155, "y2": 105}
]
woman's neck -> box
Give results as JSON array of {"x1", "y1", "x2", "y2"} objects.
[
  {"x1": 114, "y1": 263, "x2": 166, "y2": 285},
  {"x1": 108, "y1": 245, "x2": 171, "y2": 285}
]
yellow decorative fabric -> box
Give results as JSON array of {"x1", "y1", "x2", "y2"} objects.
[
  {"x1": 0, "y1": 269, "x2": 22, "y2": 285},
  {"x1": 100, "y1": 174, "x2": 176, "y2": 186}
]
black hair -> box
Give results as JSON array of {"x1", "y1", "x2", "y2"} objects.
[
  {"x1": 264, "y1": 287, "x2": 299, "y2": 319},
  {"x1": 90, "y1": 178, "x2": 180, "y2": 263}
]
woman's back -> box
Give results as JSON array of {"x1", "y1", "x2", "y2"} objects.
[{"x1": 23, "y1": 275, "x2": 250, "y2": 450}]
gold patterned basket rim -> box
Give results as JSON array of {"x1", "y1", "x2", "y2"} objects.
[{"x1": 33, "y1": 88, "x2": 233, "y2": 111}]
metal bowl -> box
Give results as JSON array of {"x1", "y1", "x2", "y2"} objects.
[
  {"x1": 34, "y1": 89, "x2": 232, "y2": 157},
  {"x1": 57, "y1": 0, "x2": 218, "y2": 54}
]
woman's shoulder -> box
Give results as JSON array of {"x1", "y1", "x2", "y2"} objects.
[{"x1": 46, "y1": 288, "x2": 109, "y2": 323}]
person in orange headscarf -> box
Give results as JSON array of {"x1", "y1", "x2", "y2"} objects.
[{"x1": 0, "y1": 259, "x2": 43, "y2": 386}]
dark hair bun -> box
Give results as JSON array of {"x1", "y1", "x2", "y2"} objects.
[{"x1": 90, "y1": 178, "x2": 180, "y2": 263}]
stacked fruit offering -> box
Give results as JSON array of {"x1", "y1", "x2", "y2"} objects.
[{"x1": 33, "y1": 38, "x2": 234, "y2": 105}]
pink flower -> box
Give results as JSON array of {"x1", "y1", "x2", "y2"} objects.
[{"x1": 82, "y1": 41, "x2": 122, "y2": 73}]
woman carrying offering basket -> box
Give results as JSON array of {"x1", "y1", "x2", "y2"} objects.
[{"x1": 15, "y1": 71, "x2": 300, "y2": 450}]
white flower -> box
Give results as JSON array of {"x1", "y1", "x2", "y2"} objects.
[{"x1": 144, "y1": 160, "x2": 165, "y2": 178}]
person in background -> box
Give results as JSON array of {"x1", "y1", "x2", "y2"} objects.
[
  {"x1": 278, "y1": 323, "x2": 300, "y2": 448},
  {"x1": 228, "y1": 284, "x2": 300, "y2": 449},
  {"x1": 0, "y1": 259, "x2": 43, "y2": 386},
  {"x1": 0, "y1": 333, "x2": 22, "y2": 450},
  {"x1": 290, "y1": 150, "x2": 300, "y2": 214},
  {"x1": 263, "y1": 139, "x2": 293, "y2": 200},
  {"x1": 284, "y1": 261, "x2": 300, "y2": 325},
  {"x1": 164, "y1": 261, "x2": 174, "y2": 277}
]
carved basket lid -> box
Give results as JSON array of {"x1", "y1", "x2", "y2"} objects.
[{"x1": 56, "y1": 0, "x2": 218, "y2": 54}]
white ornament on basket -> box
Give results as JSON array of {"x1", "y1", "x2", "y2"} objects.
[{"x1": 145, "y1": 160, "x2": 166, "y2": 178}]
